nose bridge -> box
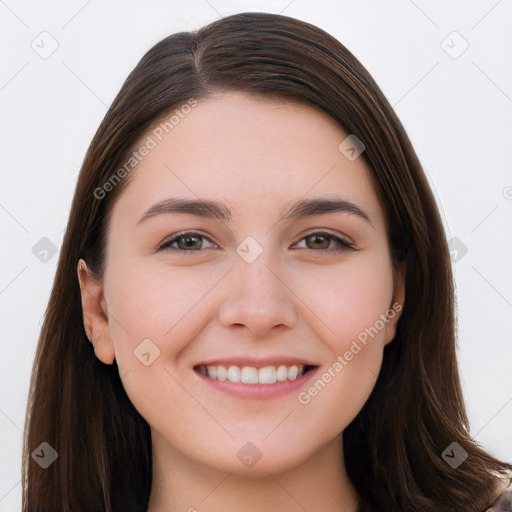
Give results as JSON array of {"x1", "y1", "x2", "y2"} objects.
[
  {"x1": 234, "y1": 247, "x2": 287, "y2": 310},
  {"x1": 234, "y1": 234, "x2": 279, "y2": 289},
  {"x1": 217, "y1": 245, "x2": 298, "y2": 335}
]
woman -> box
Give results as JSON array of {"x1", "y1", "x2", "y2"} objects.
[{"x1": 23, "y1": 12, "x2": 511, "y2": 512}]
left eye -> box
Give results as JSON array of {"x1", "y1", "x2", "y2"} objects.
[{"x1": 294, "y1": 232, "x2": 354, "y2": 251}]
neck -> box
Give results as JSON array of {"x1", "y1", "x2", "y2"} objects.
[{"x1": 147, "y1": 432, "x2": 360, "y2": 512}]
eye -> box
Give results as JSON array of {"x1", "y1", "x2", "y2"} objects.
[
  {"x1": 157, "y1": 231, "x2": 218, "y2": 252},
  {"x1": 294, "y1": 231, "x2": 354, "y2": 252}
]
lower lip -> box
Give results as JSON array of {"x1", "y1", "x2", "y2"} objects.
[{"x1": 195, "y1": 368, "x2": 319, "y2": 400}]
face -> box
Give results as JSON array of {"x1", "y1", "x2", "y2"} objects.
[{"x1": 79, "y1": 92, "x2": 404, "y2": 476}]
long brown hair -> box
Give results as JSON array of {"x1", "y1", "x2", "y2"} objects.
[{"x1": 23, "y1": 12, "x2": 511, "y2": 511}]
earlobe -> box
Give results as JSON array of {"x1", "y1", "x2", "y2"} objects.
[
  {"x1": 90, "y1": 334, "x2": 116, "y2": 365},
  {"x1": 77, "y1": 259, "x2": 116, "y2": 365}
]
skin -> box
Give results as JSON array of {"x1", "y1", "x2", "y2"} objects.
[{"x1": 78, "y1": 92, "x2": 405, "y2": 511}]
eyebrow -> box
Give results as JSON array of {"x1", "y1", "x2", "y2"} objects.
[{"x1": 137, "y1": 196, "x2": 372, "y2": 226}]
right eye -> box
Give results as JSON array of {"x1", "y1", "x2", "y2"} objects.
[{"x1": 157, "y1": 231, "x2": 218, "y2": 252}]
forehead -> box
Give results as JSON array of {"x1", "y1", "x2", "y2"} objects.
[{"x1": 111, "y1": 92, "x2": 384, "y2": 227}]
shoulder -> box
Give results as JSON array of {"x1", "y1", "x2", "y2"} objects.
[{"x1": 485, "y1": 474, "x2": 512, "y2": 511}]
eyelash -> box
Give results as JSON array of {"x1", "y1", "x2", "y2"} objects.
[{"x1": 157, "y1": 230, "x2": 355, "y2": 253}]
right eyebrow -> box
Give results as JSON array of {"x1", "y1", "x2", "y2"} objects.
[{"x1": 138, "y1": 198, "x2": 232, "y2": 225}]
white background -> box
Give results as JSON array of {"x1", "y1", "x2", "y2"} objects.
[{"x1": 1, "y1": 1, "x2": 511, "y2": 510}]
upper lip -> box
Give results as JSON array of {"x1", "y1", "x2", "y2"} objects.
[{"x1": 194, "y1": 357, "x2": 318, "y2": 369}]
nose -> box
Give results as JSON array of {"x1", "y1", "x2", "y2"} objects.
[{"x1": 217, "y1": 252, "x2": 298, "y2": 337}]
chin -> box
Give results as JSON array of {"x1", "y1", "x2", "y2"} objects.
[{"x1": 192, "y1": 437, "x2": 319, "y2": 477}]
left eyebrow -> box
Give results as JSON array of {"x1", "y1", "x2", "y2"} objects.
[
  {"x1": 137, "y1": 196, "x2": 373, "y2": 227},
  {"x1": 281, "y1": 197, "x2": 373, "y2": 227}
]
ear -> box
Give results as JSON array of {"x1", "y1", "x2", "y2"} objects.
[
  {"x1": 77, "y1": 259, "x2": 116, "y2": 365},
  {"x1": 384, "y1": 261, "x2": 406, "y2": 346}
]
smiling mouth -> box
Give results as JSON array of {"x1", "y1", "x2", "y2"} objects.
[{"x1": 194, "y1": 364, "x2": 316, "y2": 384}]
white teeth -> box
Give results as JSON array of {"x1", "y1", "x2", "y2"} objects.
[
  {"x1": 206, "y1": 365, "x2": 217, "y2": 379},
  {"x1": 228, "y1": 365, "x2": 241, "y2": 383},
  {"x1": 200, "y1": 364, "x2": 307, "y2": 384},
  {"x1": 241, "y1": 367, "x2": 258, "y2": 384},
  {"x1": 259, "y1": 366, "x2": 276, "y2": 384},
  {"x1": 288, "y1": 365, "x2": 298, "y2": 380},
  {"x1": 216, "y1": 366, "x2": 227, "y2": 381},
  {"x1": 276, "y1": 365, "x2": 288, "y2": 382}
]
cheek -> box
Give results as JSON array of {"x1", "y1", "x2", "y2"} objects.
[
  {"x1": 102, "y1": 261, "x2": 221, "y2": 432},
  {"x1": 282, "y1": 253, "x2": 395, "y2": 428},
  {"x1": 294, "y1": 251, "x2": 395, "y2": 352},
  {"x1": 293, "y1": 283, "x2": 392, "y2": 438},
  {"x1": 104, "y1": 259, "x2": 223, "y2": 367}
]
